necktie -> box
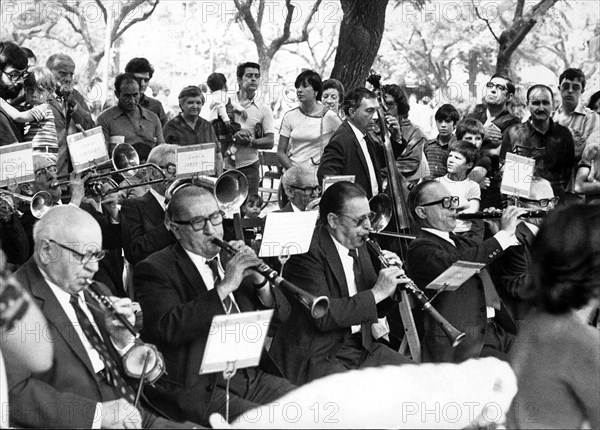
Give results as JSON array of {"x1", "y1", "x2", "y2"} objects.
[
  {"x1": 478, "y1": 268, "x2": 502, "y2": 310},
  {"x1": 348, "y1": 250, "x2": 373, "y2": 350},
  {"x1": 69, "y1": 295, "x2": 136, "y2": 404},
  {"x1": 206, "y1": 258, "x2": 238, "y2": 314}
]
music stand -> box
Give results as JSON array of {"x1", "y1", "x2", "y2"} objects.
[
  {"x1": 426, "y1": 261, "x2": 486, "y2": 302},
  {"x1": 199, "y1": 310, "x2": 274, "y2": 423}
]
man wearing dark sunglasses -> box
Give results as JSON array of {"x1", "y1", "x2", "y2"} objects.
[
  {"x1": 407, "y1": 179, "x2": 526, "y2": 364},
  {"x1": 270, "y1": 181, "x2": 413, "y2": 387},
  {"x1": 0, "y1": 41, "x2": 28, "y2": 146}
]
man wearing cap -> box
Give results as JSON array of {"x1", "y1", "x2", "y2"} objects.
[
  {"x1": 97, "y1": 73, "x2": 164, "y2": 161},
  {"x1": 45, "y1": 53, "x2": 95, "y2": 176},
  {"x1": 0, "y1": 153, "x2": 124, "y2": 294}
]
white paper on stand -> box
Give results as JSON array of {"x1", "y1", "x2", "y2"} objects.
[{"x1": 258, "y1": 211, "x2": 318, "y2": 258}]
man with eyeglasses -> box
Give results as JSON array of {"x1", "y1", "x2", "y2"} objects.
[
  {"x1": 270, "y1": 181, "x2": 413, "y2": 386},
  {"x1": 490, "y1": 177, "x2": 557, "y2": 325},
  {"x1": 133, "y1": 185, "x2": 295, "y2": 426},
  {"x1": 0, "y1": 41, "x2": 28, "y2": 146},
  {"x1": 45, "y1": 53, "x2": 95, "y2": 177},
  {"x1": 279, "y1": 165, "x2": 321, "y2": 212},
  {"x1": 466, "y1": 73, "x2": 521, "y2": 210},
  {"x1": 406, "y1": 179, "x2": 525, "y2": 363},
  {"x1": 501, "y1": 84, "x2": 575, "y2": 202},
  {"x1": 122, "y1": 144, "x2": 178, "y2": 267},
  {"x1": 553, "y1": 68, "x2": 600, "y2": 199},
  {"x1": 8, "y1": 206, "x2": 197, "y2": 428}
]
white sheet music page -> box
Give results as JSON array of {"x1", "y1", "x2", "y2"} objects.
[{"x1": 258, "y1": 211, "x2": 318, "y2": 258}]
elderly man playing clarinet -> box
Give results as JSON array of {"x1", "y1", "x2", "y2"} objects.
[
  {"x1": 6, "y1": 205, "x2": 195, "y2": 428},
  {"x1": 270, "y1": 181, "x2": 413, "y2": 386},
  {"x1": 134, "y1": 185, "x2": 295, "y2": 427}
]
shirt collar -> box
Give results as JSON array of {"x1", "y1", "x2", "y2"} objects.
[
  {"x1": 421, "y1": 227, "x2": 455, "y2": 246},
  {"x1": 347, "y1": 121, "x2": 366, "y2": 143},
  {"x1": 40, "y1": 267, "x2": 85, "y2": 307},
  {"x1": 556, "y1": 101, "x2": 587, "y2": 116},
  {"x1": 329, "y1": 232, "x2": 354, "y2": 257},
  {"x1": 113, "y1": 104, "x2": 147, "y2": 120},
  {"x1": 149, "y1": 187, "x2": 166, "y2": 210}
]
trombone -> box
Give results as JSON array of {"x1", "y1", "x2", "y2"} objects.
[
  {"x1": 0, "y1": 189, "x2": 54, "y2": 219},
  {"x1": 165, "y1": 169, "x2": 249, "y2": 213}
]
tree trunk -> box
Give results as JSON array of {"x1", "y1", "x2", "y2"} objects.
[
  {"x1": 330, "y1": 0, "x2": 389, "y2": 91},
  {"x1": 466, "y1": 50, "x2": 479, "y2": 100}
]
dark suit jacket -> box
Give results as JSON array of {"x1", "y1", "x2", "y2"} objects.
[
  {"x1": 47, "y1": 90, "x2": 95, "y2": 176},
  {"x1": 406, "y1": 230, "x2": 516, "y2": 363},
  {"x1": 318, "y1": 121, "x2": 384, "y2": 199},
  {"x1": 121, "y1": 191, "x2": 175, "y2": 266},
  {"x1": 0, "y1": 105, "x2": 23, "y2": 146},
  {"x1": 490, "y1": 222, "x2": 536, "y2": 322},
  {"x1": 7, "y1": 258, "x2": 149, "y2": 427},
  {"x1": 269, "y1": 224, "x2": 396, "y2": 385},
  {"x1": 134, "y1": 242, "x2": 290, "y2": 424}
]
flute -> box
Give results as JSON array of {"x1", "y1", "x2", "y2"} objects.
[{"x1": 456, "y1": 209, "x2": 546, "y2": 219}]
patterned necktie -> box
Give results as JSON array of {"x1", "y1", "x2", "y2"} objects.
[
  {"x1": 206, "y1": 258, "x2": 238, "y2": 314},
  {"x1": 69, "y1": 295, "x2": 136, "y2": 404}
]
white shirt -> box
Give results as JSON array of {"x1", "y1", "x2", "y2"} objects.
[
  {"x1": 149, "y1": 187, "x2": 166, "y2": 210},
  {"x1": 182, "y1": 249, "x2": 240, "y2": 313},
  {"x1": 348, "y1": 121, "x2": 379, "y2": 197}
]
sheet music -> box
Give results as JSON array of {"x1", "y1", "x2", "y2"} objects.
[
  {"x1": 501, "y1": 153, "x2": 535, "y2": 198},
  {"x1": 258, "y1": 211, "x2": 318, "y2": 258}
]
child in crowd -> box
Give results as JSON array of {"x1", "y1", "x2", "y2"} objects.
[
  {"x1": 241, "y1": 193, "x2": 264, "y2": 250},
  {"x1": 424, "y1": 103, "x2": 460, "y2": 177},
  {"x1": 436, "y1": 140, "x2": 481, "y2": 238},
  {"x1": 0, "y1": 66, "x2": 58, "y2": 153},
  {"x1": 456, "y1": 118, "x2": 492, "y2": 189},
  {"x1": 201, "y1": 72, "x2": 246, "y2": 161}
]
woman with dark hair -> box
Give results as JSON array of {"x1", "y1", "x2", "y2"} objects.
[
  {"x1": 277, "y1": 70, "x2": 342, "y2": 170},
  {"x1": 322, "y1": 78, "x2": 345, "y2": 119},
  {"x1": 507, "y1": 204, "x2": 600, "y2": 429}
]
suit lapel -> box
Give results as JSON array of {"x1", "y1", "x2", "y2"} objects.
[
  {"x1": 26, "y1": 260, "x2": 97, "y2": 377},
  {"x1": 172, "y1": 243, "x2": 209, "y2": 298},
  {"x1": 318, "y1": 226, "x2": 350, "y2": 297},
  {"x1": 142, "y1": 192, "x2": 166, "y2": 227},
  {"x1": 47, "y1": 95, "x2": 66, "y2": 119}
]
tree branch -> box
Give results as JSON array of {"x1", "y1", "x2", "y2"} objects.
[
  {"x1": 114, "y1": 0, "x2": 161, "y2": 42},
  {"x1": 285, "y1": 0, "x2": 323, "y2": 45},
  {"x1": 234, "y1": 0, "x2": 267, "y2": 53},
  {"x1": 95, "y1": 0, "x2": 108, "y2": 24},
  {"x1": 471, "y1": 0, "x2": 501, "y2": 43}
]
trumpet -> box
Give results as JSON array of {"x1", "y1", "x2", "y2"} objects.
[
  {"x1": 210, "y1": 238, "x2": 330, "y2": 319},
  {"x1": 456, "y1": 209, "x2": 547, "y2": 219},
  {"x1": 366, "y1": 238, "x2": 466, "y2": 347},
  {"x1": 165, "y1": 169, "x2": 249, "y2": 213},
  {"x1": 85, "y1": 280, "x2": 165, "y2": 385},
  {"x1": 0, "y1": 189, "x2": 54, "y2": 219}
]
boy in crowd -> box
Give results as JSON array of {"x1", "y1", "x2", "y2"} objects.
[
  {"x1": 424, "y1": 103, "x2": 460, "y2": 177},
  {"x1": 456, "y1": 118, "x2": 492, "y2": 189},
  {"x1": 0, "y1": 66, "x2": 58, "y2": 153},
  {"x1": 436, "y1": 140, "x2": 481, "y2": 239}
]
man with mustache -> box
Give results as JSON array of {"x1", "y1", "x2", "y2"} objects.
[
  {"x1": 0, "y1": 41, "x2": 28, "y2": 146},
  {"x1": 501, "y1": 84, "x2": 575, "y2": 201},
  {"x1": 270, "y1": 181, "x2": 413, "y2": 386}
]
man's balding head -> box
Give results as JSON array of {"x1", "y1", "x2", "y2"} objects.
[{"x1": 33, "y1": 206, "x2": 103, "y2": 293}]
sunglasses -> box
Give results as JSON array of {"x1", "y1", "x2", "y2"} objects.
[{"x1": 337, "y1": 211, "x2": 376, "y2": 228}]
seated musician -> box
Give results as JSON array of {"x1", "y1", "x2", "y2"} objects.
[
  {"x1": 406, "y1": 179, "x2": 524, "y2": 363},
  {"x1": 6, "y1": 206, "x2": 196, "y2": 428},
  {"x1": 269, "y1": 181, "x2": 413, "y2": 386},
  {"x1": 279, "y1": 165, "x2": 321, "y2": 212},
  {"x1": 0, "y1": 153, "x2": 124, "y2": 295},
  {"x1": 133, "y1": 185, "x2": 295, "y2": 427}
]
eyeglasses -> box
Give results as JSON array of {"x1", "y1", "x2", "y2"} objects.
[
  {"x1": 518, "y1": 196, "x2": 559, "y2": 208},
  {"x1": 419, "y1": 196, "x2": 460, "y2": 209},
  {"x1": 291, "y1": 185, "x2": 321, "y2": 196},
  {"x1": 560, "y1": 82, "x2": 582, "y2": 92},
  {"x1": 160, "y1": 163, "x2": 176, "y2": 175},
  {"x1": 48, "y1": 239, "x2": 106, "y2": 264},
  {"x1": 486, "y1": 82, "x2": 507, "y2": 92},
  {"x1": 172, "y1": 210, "x2": 224, "y2": 231},
  {"x1": 2, "y1": 69, "x2": 29, "y2": 82},
  {"x1": 337, "y1": 211, "x2": 376, "y2": 228},
  {"x1": 35, "y1": 165, "x2": 58, "y2": 176}
]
